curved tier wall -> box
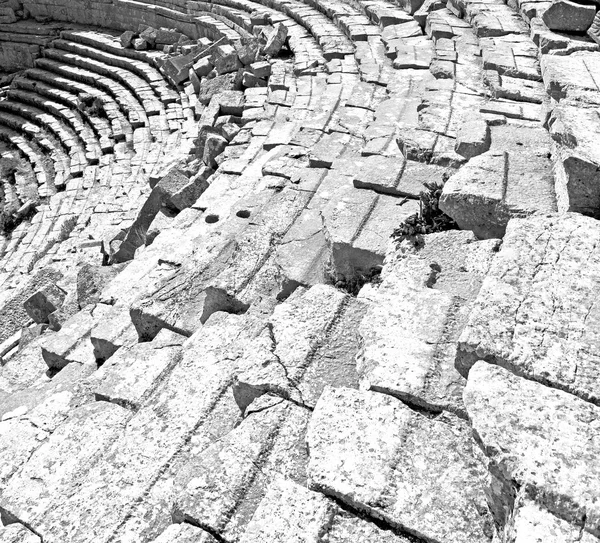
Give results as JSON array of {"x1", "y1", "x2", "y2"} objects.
[{"x1": 0, "y1": 0, "x2": 599, "y2": 542}]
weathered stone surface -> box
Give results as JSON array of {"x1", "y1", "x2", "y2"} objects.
[
  {"x1": 90, "y1": 341, "x2": 181, "y2": 409},
  {"x1": 89, "y1": 306, "x2": 137, "y2": 362},
  {"x1": 234, "y1": 285, "x2": 362, "y2": 410},
  {"x1": 175, "y1": 396, "x2": 310, "y2": 541},
  {"x1": 455, "y1": 118, "x2": 491, "y2": 159},
  {"x1": 589, "y1": 12, "x2": 600, "y2": 44},
  {"x1": 357, "y1": 231, "x2": 498, "y2": 417},
  {"x1": 307, "y1": 386, "x2": 494, "y2": 543},
  {"x1": 148, "y1": 524, "x2": 217, "y2": 543},
  {"x1": 547, "y1": 103, "x2": 600, "y2": 217},
  {"x1": 464, "y1": 361, "x2": 600, "y2": 537},
  {"x1": 39, "y1": 305, "x2": 110, "y2": 369},
  {"x1": 0, "y1": 402, "x2": 129, "y2": 527},
  {"x1": 241, "y1": 477, "x2": 411, "y2": 543},
  {"x1": 0, "y1": 524, "x2": 40, "y2": 543},
  {"x1": 211, "y1": 44, "x2": 242, "y2": 75},
  {"x1": 440, "y1": 126, "x2": 557, "y2": 238},
  {"x1": 458, "y1": 213, "x2": 600, "y2": 404},
  {"x1": 263, "y1": 24, "x2": 288, "y2": 57},
  {"x1": 542, "y1": 0, "x2": 596, "y2": 32}
]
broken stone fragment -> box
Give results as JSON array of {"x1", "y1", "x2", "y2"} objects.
[
  {"x1": 119, "y1": 30, "x2": 135, "y2": 49},
  {"x1": 455, "y1": 118, "x2": 491, "y2": 159},
  {"x1": 23, "y1": 283, "x2": 66, "y2": 324},
  {"x1": 250, "y1": 60, "x2": 272, "y2": 78},
  {"x1": 263, "y1": 23, "x2": 288, "y2": 57},
  {"x1": 203, "y1": 132, "x2": 228, "y2": 169},
  {"x1": 155, "y1": 29, "x2": 184, "y2": 46},
  {"x1": 193, "y1": 57, "x2": 213, "y2": 78},
  {"x1": 542, "y1": 0, "x2": 596, "y2": 32},
  {"x1": 163, "y1": 53, "x2": 195, "y2": 84},
  {"x1": 140, "y1": 26, "x2": 158, "y2": 45},
  {"x1": 76, "y1": 263, "x2": 122, "y2": 309},
  {"x1": 132, "y1": 38, "x2": 148, "y2": 51},
  {"x1": 457, "y1": 213, "x2": 600, "y2": 404},
  {"x1": 235, "y1": 38, "x2": 261, "y2": 65},
  {"x1": 464, "y1": 361, "x2": 600, "y2": 538},
  {"x1": 0, "y1": 7, "x2": 17, "y2": 24},
  {"x1": 242, "y1": 71, "x2": 266, "y2": 88},
  {"x1": 198, "y1": 73, "x2": 241, "y2": 105},
  {"x1": 210, "y1": 44, "x2": 242, "y2": 75},
  {"x1": 307, "y1": 386, "x2": 494, "y2": 543}
]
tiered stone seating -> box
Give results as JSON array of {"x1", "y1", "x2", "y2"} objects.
[{"x1": 0, "y1": 1, "x2": 598, "y2": 543}]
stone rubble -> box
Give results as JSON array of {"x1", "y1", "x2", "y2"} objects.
[{"x1": 0, "y1": 0, "x2": 598, "y2": 542}]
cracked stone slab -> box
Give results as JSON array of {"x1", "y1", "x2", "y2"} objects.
[
  {"x1": 357, "y1": 231, "x2": 499, "y2": 417},
  {"x1": 0, "y1": 402, "x2": 129, "y2": 528},
  {"x1": 464, "y1": 361, "x2": 600, "y2": 538},
  {"x1": 457, "y1": 213, "x2": 600, "y2": 405},
  {"x1": 175, "y1": 396, "x2": 311, "y2": 542},
  {"x1": 234, "y1": 284, "x2": 362, "y2": 410},
  {"x1": 89, "y1": 341, "x2": 181, "y2": 410},
  {"x1": 440, "y1": 125, "x2": 557, "y2": 239},
  {"x1": 307, "y1": 386, "x2": 494, "y2": 543},
  {"x1": 240, "y1": 477, "x2": 412, "y2": 543},
  {"x1": 547, "y1": 103, "x2": 600, "y2": 217}
]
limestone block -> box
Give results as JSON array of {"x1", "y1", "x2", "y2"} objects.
[
  {"x1": 198, "y1": 73, "x2": 240, "y2": 105},
  {"x1": 542, "y1": 0, "x2": 596, "y2": 32},
  {"x1": 457, "y1": 213, "x2": 600, "y2": 404},
  {"x1": 234, "y1": 285, "x2": 363, "y2": 410},
  {"x1": 140, "y1": 26, "x2": 158, "y2": 45},
  {"x1": 210, "y1": 44, "x2": 242, "y2": 75},
  {"x1": 155, "y1": 29, "x2": 184, "y2": 46},
  {"x1": 193, "y1": 57, "x2": 213, "y2": 78},
  {"x1": 455, "y1": 118, "x2": 491, "y2": 159},
  {"x1": 0, "y1": 7, "x2": 16, "y2": 24},
  {"x1": 163, "y1": 53, "x2": 195, "y2": 84},
  {"x1": 23, "y1": 283, "x2": 66, "y2": 324},
  {"x1": 263, "y1": 23, "x2": 288, "y2": 57},
  {"x1": 307, "y1": 387, "x2": 494, "y2": 543},
  {"x1": 132, "y1": 38, "x2": 148, "y2": 51},
  {"x1": 119, "y1": 30, "x2": 135, "y2": 49},
  {"x1": 39, "y1": 305, "x2": 111, "y2": 369},
  {"x1": 90, "y1": 341, "x2": 181, "y2": 409},
  {"x1": 0, "y1": 403, "x2": 129, "y2": 529},
  {"x1": 357, "y1": 231, "x2": 498, "y2": 418},
  {"x1": 464, "y1": 361, "x2": 600, "y2": 537},
  {"x1": 89, "y1": 306, "x2": 138, "y2": 362},
  {"x1": 235, "y1": 39, "x2": 260, "y2": 66},
  {"x1": 440, "y1": 125, "x2": 556, "y2": 239},
  {"x1": 547, "y1": 103, "x2": 600, "y2": 216},
  {"x1": 250, "y1": 60, "x2": 271, "y2": 78},
  {"x1": 76, "y1": 263, "x2": 122, "y2": 309},
  {"x1": 351, "y1": 154, "x2": 408, "y2": 196},
  {"x1": 242, "y1": 71, "x2": 266, "y2": 88},
  {"x1": 0, "y1": 524, "x2": 40, "y2": 543}
]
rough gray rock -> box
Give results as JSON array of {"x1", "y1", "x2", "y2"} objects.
[{"x1": 542, "y1": 0, "x2": 596, "y2": 32}]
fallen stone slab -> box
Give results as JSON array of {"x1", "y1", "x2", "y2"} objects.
[
  {"x1": 542, "y1": 0, "x2": 596, "y2": 32},
  {"x1": 357, "y1": 231, "x2": 499, "y2": 418},
  {"x1": 163, "y1": 53, "x2": 195, "y2": 84},
  {"x1": 90, "y1": 341, "x2": 181, "y2": 409},
  {"x1": 464, "y1": 361, "x2": 600, "y2": 537},
  {"x1": 240, "y1": 477, "x2": 412, "y2": 543},
  {"x1": 547, "y1": 102, "x2": 600, "y2": 217},
  {"x1": 457, "y1": 213, "x2": 600, "y2": 405},
  {"x1": 211, "y1": 44, "x2": 242, "y2": 75},
  {"x1": 440, "y1": 125, "x2": 557, "y2": 238},
  {"x1": 263, "y1": 23, "x2": 288, "y2": 57},
  {"x1": 174, "y1": 396, "x2": 311, "y2": 541},
  {"x1": 307, "y1": 386, "x2": 494, "y2": 543},
  {"x1": 0, "y1": 402, "x2": 129, "y2": 529}
]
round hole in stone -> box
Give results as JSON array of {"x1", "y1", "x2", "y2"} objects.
[
  {"x1": 236, "y1": 210, "x2": 251, "y2": 219},
  {"x1": 205, "y1": 214, "x2": 219, "y2": 224}
]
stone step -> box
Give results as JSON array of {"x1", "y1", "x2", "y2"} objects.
[
  {"x1": 23, "y1": 68, "x2": 132, "y2": 144},
  {"x1": 35, "y1": 56, "x2": 148, "y2": 130},
  {"x1": 8, "y1": 86, "x2": 106, "y2": 154},
  {"x1": 44, "y1": 45, "x2": 164, "y2": 117}
]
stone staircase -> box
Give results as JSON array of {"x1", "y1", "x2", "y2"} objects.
[{"x1": 0, "y1": 0, "x2": 599, "y2": 542}]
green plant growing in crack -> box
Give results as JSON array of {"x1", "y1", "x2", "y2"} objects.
[{"x1": 392, "y1": 176, "x2": 458, "y2": 247}]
